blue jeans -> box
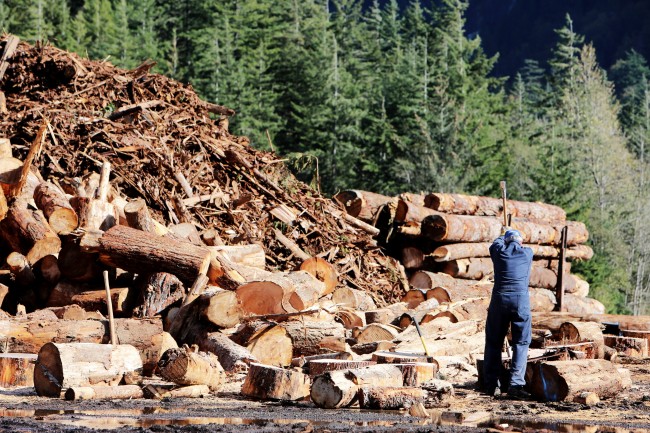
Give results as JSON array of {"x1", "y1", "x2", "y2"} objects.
[{"x1": 483, "y1": 290, "x2": 531, "y2": 390}]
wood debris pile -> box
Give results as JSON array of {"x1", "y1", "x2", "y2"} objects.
[{"x1": 0, "y1": 36, "x2": 640, "y2": 408}]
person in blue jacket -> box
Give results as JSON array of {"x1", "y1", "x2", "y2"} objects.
[{"x1": 483, "y1": 228, "x2": 533, "y2": 399}]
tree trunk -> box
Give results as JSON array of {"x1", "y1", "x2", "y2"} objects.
[
  {"x1": 133, "y1": 272, "x2": 184, "y2": 318},
  {"x1": 421, "y1": 213, "x2": 588, "y2": 246},
  {"x1": 358, "y1": 386, "x2": 426, "y2": 410},
  {"x1": 603, "y1": 335, "x2": 648, "y2": 358},
  {"x1": 230, "y1": 320, "x2": 293, "y2": 367},
  {"x1": 332, "y1": 287, "x2": 377, "y2": 311},
  {"x1": 299, "y1": 257, "x2": 338, "y2": 296},
  {"x1": 426, "y1": 284, "x2": 491, "y2": 304},
  {"x1": 70, "y1": 287, "x2": 132, "y2": 316},
  {"x1": 33, "y1": 182, "x2": 78, "y2": 235},
  {"x1": 308, "y1": 359, "x2": 376, "y2": 377},
  {"x1": 34, "y1": 342, "x2": 143, "y2": 397},
  {"x1": 196, "y1": 331, "x2": 258, "y2": 372},
  {"x1": 420, "y1": 297, "x2": 490, "y2": 323},
  {"x1": 562, "y1": 295, "x2": 606, "y2": 315},
  {"x1": 395, "y1": 199, "x2": 441, "y2": 225},
  {"x1": 0, "y1": 199, "x2": 61, "y2": 263},
  {"x1": 333, "y1": 190, "x2": 395, "y2": 223},
  {"x1": 397, "y1": 362, "x2": 438, "y2": 386},
  {"x1": 0, "y1": 353, "x2": 37, "y2": 387},
  {"x1": 558, "y1": 321, "x2": 605, "y2": 359},
  {"x1": 442, "y1": 258, "x2": 493, "y2": 280},
  {"x1": 278, "y1": 319, "x2": 346, "y2": 357},
  {"x1": 241, "y1": 363, "x2": 310, "y2": 401},
  {"x1": 529, "y1": 359, "x2": 630, "y2": 402},
  {"x1": 157, "y1": 346, "x2": 224, "y2": 391},
  {"x1": 424, "y1": 192, "x2": 566, "y2": 222},
  {"x1": 84, "y1": 225, "x2": 211, "y2": 286},
  {"x1": 311, "y1": 370, "x2": 358, "y2": 408},
  {"x1": 432, "y1": 242, "x2": 594, "y2": 262},
  {"x1": 64, "y1": 385, "x2": 144, "y2": 401}
]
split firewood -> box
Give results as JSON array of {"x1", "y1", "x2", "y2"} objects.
[
  {"x1": 34, "y1": 342, "x2": 143, "y2": 397},
  {"x1": 421, "y1": 213, "x2": 588, "y2": 246},
  {"x1": 157, "y1": 345, "x2": 224, "y2": 391},
  {"x1": 424, "y1": 192, "x2": 566, "y2": 222},
  {"x1": 0, "y1": 353, "x2": 37, "y2": 387},
  {"x1": 278, "y1": 319, "x2": 347, "y2": 357},
  {"x1": 0, "y1": 199, "x2": 61, "y2": 264},
  {"x1": 64, "y1": 385, "x2": 144, "y2": 401},
  {"x1": 358, "y1": 386, "x2": 426, "y2": 410},
  {"x1": 333, "y1": 190, "x2": 395, "y2": 223},
  {"x1": 529, "y1": 359, "x2": 630, "y2": 402},
  {"x1": 33, "y1": 182, "x2": 78, "y2": 235},
  {"x1": 241, "y1": 363, "x2": 310, "y2": 401},
  {"x1": 196, "y1": 331, "x2": 258, "y2": 372},
  {"x1": 82, "y1": 225, "x2": 211, "y2": 286},
  {"x1": 558, "y1": 321, "x2": 605, "y2": 359},
  {"x1": 230, "y1": 320, "x2": 293, "y2": 367},
  {"x1": 332, "y1": 287, "x2": 377, "y2": 311}
]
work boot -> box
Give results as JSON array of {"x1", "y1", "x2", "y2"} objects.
[{"x1": 507, "y1": 386, "x2": 531, "y2": 400}]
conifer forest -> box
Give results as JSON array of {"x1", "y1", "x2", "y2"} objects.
[{"x1": 1, "y1": 0, "x2": 649, "y2": 315}]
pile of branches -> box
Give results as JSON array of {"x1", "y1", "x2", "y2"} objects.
[{"x1": 0, "y1": 36, "x2": 404, "y2": 305}]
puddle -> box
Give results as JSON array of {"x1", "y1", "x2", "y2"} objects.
[{"x1": 479, "y1": 418, "x2": 650, "y2": 433}]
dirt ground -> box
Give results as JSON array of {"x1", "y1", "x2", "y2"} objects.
[{"x1": 1, "y1": 359, "x2": 650, "y2": 433}]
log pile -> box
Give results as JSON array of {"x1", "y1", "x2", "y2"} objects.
[{"x1": 335, "y1": 189, "x2": 603, "y2": 315}]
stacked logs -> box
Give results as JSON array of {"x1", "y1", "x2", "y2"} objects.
[{"x1": 335, "y1": 190, "x2": 603, "y2": 316}]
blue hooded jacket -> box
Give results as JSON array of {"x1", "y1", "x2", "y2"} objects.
[{"x1": 489, "y1": 235, "x2": 533, "y2": 293}]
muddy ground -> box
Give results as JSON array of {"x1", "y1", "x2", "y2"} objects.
[{"x1": 1, "y1": 359, "x2": 650, "y2": 433}]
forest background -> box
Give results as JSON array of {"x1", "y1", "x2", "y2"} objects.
[{"x1": 1, "y1": 0, "x2": 649, "y2": 315}]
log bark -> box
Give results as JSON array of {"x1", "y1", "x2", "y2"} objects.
[
  {"x1": 558, "y1": 321, "x2": 605, "y2": 359},
  {"x1": 421, "y1": 213, "x2": 588, "y2": 246},
  {"x1": 332, "y1": 287, "x2": 377, "y2": 311},
  {"x1": 241, "y1": 363, "x2": 310, "y2": 401},
  {"x1": 351, "y1": 341, "x2": 396, "y2": 355},
  {"x1": 335, "y1": 308, "x2": 366, "y2": 329},
  {"x1": 64, "y1": 385, "x2": 144, "y2": 401},
  {"x1": 197, "y1": 331, "x2": 258, "y2": 372},
  {"x1": 278, "y1": 319, "x2": 346, "y2": 357},
  {"x1": 70, "y1": 287, "x2": 131, "y2": 316},
  {"x1": 0, "y1": 353, "x2": 37, "y2": 387},
  {"x1": 311, "y1": 370, "x2": 358, "y2": 408},
  {"x1": 34, "y1": 342, "x2": 143, "y2": 397},
  {"x1": 33, "y1": 182, "x2": 78, "y2": 235},
  {"x1": 397, "y1": 362, "x2": 438, "y2": 386},
  {"x1": 84, "y1": 225, "x2": 211, "y2": 286},
  {"x1": 333, "y1": 190, "x2": 395, "y2": 223},
  {"x1": 530, "y1": 359, "x2": 630, "y2": 402},
  {"x1": 419, "y1": 298, "x2": 490, "y2": 324},
  {"x1": 563, "y1": 295, "x2": 606, "y2": 315},
  {"x1": 299, "y1": 257, "x2": 338, "y2": 296},
  {"x1": 426, "y1": 284, "x2": 491, "y2": 304},
  {"x1": 604, "y1": 335, "x2": 648, "y2": 358},
  {"x1": 358, "y1": 386, "x2": 426, "y2": 410},
  {"x1": 230, "y1": 320, "x2": 293, "y2": 367},
  {"x1": 308, "y1": 359, "x2": 376, "y2": 377},
  {"x1": 0, "y1": 199, "x2": 61, "y2": 263},
  {"x1": 157, "y1": 346, "x2": 224, "y2": 390},
  {"x1": 424, "y1": 192, "x2": 566, "y2": 222},
  {"x1": 395, "y1": 199, "x2": 440, "y2": 225},
  {"x1": 432, "y1": 242, "x2": 594, "y2": 262},
  {"x1": 133, "y1": 272, "x2": 184, "y2": 318}
]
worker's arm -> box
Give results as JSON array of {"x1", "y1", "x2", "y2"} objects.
[{"x1": 489, "y1": 234, "x2": 507, "y2": 255}]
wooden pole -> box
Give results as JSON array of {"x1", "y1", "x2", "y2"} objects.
[
  {"x1": 103, "y1": 270, "x2": 117, "y2": 345},
  {"x1": 555, "y1": 226, "x2": 568, "y2": 312},
  {"x1": 500, "y1": 181, "x2": 507, "y2": 226}
]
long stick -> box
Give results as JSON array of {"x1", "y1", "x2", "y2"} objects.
[
  {"x1": 500, "y1": 181, "x2": 508, "y2": 226},
  {"x1": 410, "y1": 314, "x2": 430, "y2": 356},
  {"x1": 103, "y1": 270, "x2": 117, "y2": 345}
]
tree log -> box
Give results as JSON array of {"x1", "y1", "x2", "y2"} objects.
[
  {"x1": 197, "y1": 331, "x2": 258, "y2": 372},
  {"x1": 351, "y1": 341, "x2": 396, "y2": 355},
  {"x1": 0, "y1": 353, "x2": 37, "y2": 387},
  {"x1": 335, "y1": 308, "x2": 366, "y2": 329},
  {"x1": 157, "y1": 346, "x2": 224, "y2": 390},
  {"x1": 563, "y1": 295, "x2": 606, "y2": 315},
  {"x1": 311, "y1": 370, "x2": 359, "y2": 408},
  {"x1": 397, "y1": 362, "x2": 438, "y2": 386},
  {"x1": 365, "y1": 303, "x2": 409, "y2": 325},
  {"x1": 355, "y1": 323, "x2": 400, "y2": 344},
  {"x1": 45, "y1": 304, "x2": 104, "y2": 321},
  {"x1": 235, "y1": 271, "x2": 320, "y2": 316},
  {"x1": 424, "y1": 192, "x2": 566, "y2": 221},
  {"x1": 64, "y1": 384, "x2": 144, "y2": 401},
  {"x1": 529, "y1": 359, "x2": 630, "y2": 402},
  {"x1": 395, "y1": 199, "x2": 441, "y2": 225},
  {"x1": 0, "y1": 199, "x2": 61, "y2": 263},
  {"x1": 84, "y1": 225, "x2": 211, "y2": 286},
  {"x1": 308, "y1": 359, "x2": 376, "y2": 377},
  {"x1": 69, "y1": 288, "x2": 131, "y2": 316},
  {"x1": 6, "y1": 251, "x2": 36, "y2": 286},
  {"x1": 133, "y1": 272, "x2": 184, "y2": 318},
  {"x1": 401, "y1": 247, "x2": 424, "y2": 270},
  {"x1": 603, "y1": 335, "x2": 648, "y2": 358},
  {"x1": 241, "y1": 363, "x2": 310, "y2": 401},
  {"x1": 418, "y1": 298, "x2": 490, "y2": 324},
  {"x1": 230, "y1": 320, "x2": 293, "y2": 367},
  {"x1": 421, "y1": 213, "x2": 588, "y2": 246},
  {"x1": 209, "y1": 244, "x2": 266, "y2": 270},
  {"x1": 426, "y1": 284, "x2": 491, "y2": 304},
  {"x1": 401, "y1": 289, "x2": 428, "y2": 309},
  {"x1": 58, "y1": 241, "x2": 100, "y2": 282},
  {"x1": 559, "y1": 321, "x2": 605, "y2": 359},
  {"x1": 46, "y1": 280, "x2": 92, "y2": 307},
  {"x1": 34, "y1": 342, "x2": 143, "y2": 397},
  {"x1": 358, "y1": 386, "x2": 426, "y2": 410},
  {"x1": 278, "y1": 319, "x2": 346, "y2": 357},
  {"x1": 333, "y1": 190, "x2": 395, "y2": 223},
  {"x1": 36, "y1": 254, "x2": 61, "y2": 284},
  {"x1": 371, "y1": 351, "x2": 436, "y2": 366},
  {"x1": 33, "y1": 182, "x2": 78, "y2": 235},
  {"x1": 299, "y1": 257, "x2": 338, "y2": 296},
  {"x1": 332, "y1": 287, "x2": 377, "y2": 311}
]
